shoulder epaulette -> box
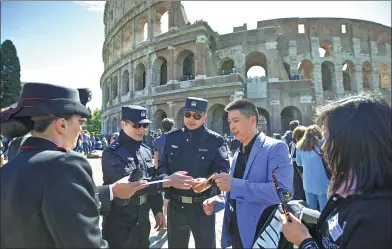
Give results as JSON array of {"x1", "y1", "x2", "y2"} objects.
[
  {"x1": 205, "y1": 128, "x2": 222, "y2": 139},
  {"x1": 167, "y1": 128, "x2": 183, "y2": 136}
]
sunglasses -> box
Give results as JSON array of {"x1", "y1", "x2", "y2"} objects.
[
  {"x1": 272, "y1": 167, "x2": 294, "y2": 222},
  {"x1": 184, "y1": 111, "x2": 204, "y2": 120},
  {"x1": 192, "y1": 173, "x2": 216, "y2": 193},
  {"x1": 125, "y1": 121, "x2": 149, "y2": 129}
]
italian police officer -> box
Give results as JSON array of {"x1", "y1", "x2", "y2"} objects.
[
  {"x1": 101, "y1": 105, "x2": 193, "y2": 248},
  {"x1": 158, "y1": 97, "x2": 230, "y2": 248},
  {"x1": 0, "y1": 83, "x2": 109, "y2": 248}
]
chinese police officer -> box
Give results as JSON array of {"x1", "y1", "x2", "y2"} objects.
[
  {"x1": 158, "y1": 97, "x2": 230, "y2": 248},
  {"x1": 101, "y1": 105, "x2": 193, "y2": 248}
]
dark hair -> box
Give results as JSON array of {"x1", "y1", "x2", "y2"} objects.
[
  {"x1": 292, "y1": 125, "x2": 306, "y2": 142},
  {"x1": 161, "y1": 118, "x2": 174, "y2": 132},
  {"x1": 224, "y1": 99, "x2": 259, "y2": 124},
  {"x1": 315, "y1": 92, "x2": 392, "y2": 195},
  {"x1": 31, "y1": 115, "x2": 72, "y2": 133},
  {"x1": 289, "y1": 120, "x2": 300, "y2": 131}
]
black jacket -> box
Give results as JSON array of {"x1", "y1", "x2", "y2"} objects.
[
  {"x1": 300, "y1": 189, "x2": 392, "y2": 249},
  {"x1": 101, "y1": 131, "x2": 163, "y2": 225},
  {"x1": 0, "y1": 137, "x2": 108, "y2": 248}
]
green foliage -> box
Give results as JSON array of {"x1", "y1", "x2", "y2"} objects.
[
  {"x1": 84, "y1": 108, "x2": 102, "y2": 135},
  {"x1": 0, "y1": 39, "x2": 22, "y2": 108}
]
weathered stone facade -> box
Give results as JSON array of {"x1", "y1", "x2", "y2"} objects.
[{"x1": 100, "y1": 0, "x2": 391, "y2": 136}]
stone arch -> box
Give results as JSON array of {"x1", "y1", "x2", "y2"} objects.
[
  {"x1": 112, "y1": 76, "x2": 118, "y2": 99},
  {"x1": 280, "y1": 106, "x2": 302, "y2": 132},
  {"x1": 207, "y1": 104, "x2": 229, "y2": 136},
  {"x1": 379, "y1": 63, "x2": 389, "y2": 89},
  {"x1": 176, "y1": 49, "x2": 195, "y2": 80},
  {"x1": 342, "y1": 60, "x2": 355, "y2": 91},
  {"x1": 283, "y1": 62, "x2": 291, "y2": 79},
  {"x1": 154, "y1": 109, "x2": 168, "y2": 130},
  {"x1": 152, "y1": 56, "x2": 168, "y2": 86},
  {"x1": 319, "y1": 40, "x2": 333, "y2": 57},
  {"x1": 103, "y1": 80, "x2": 110, "y2": 104},
  {"x1": 176, "y1": 107, "x2": 184, "y2": 129},
  {"x1": 111, "y1": 117, "x2": 118, "y2": 134},
  {"x1": 154, "y1": 6, "x2": 169, "y2": 36},
  {"x1": 122, "y1": 70, "x2": 129, "y2": 95},
  {"x1": 298, "y1": 60, "x2": 314, "y2": 80},
  {"x1": 245, "y1": 51, "x2": 268, "y2": 77},
  {"x1": 134, "y1": 63, "x2": 146, "y2": 91},
  {"x1": 362, "y1": 61, "x2": 372, "y2": 89},
  {"x1": 114, "y1": 32, "x2": 121, "y2": 59},
  {"x1": 321, "y1": 61, "x2": 335, "y2": 91},
  {"x1": 136, "y1": 15, "x2": 148, "y2": 44},
  {"x1": 220, "y1": 57, "x2": 235, "y2": 75},
  {"x1": 257, "y1": 107, "x2": 270, "y2": 136}
]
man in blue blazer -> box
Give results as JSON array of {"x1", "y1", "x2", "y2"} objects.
[{"x1": 203, "y1": 99, "x2": 293, "y2": 248}]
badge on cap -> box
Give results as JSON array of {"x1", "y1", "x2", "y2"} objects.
[
  {"x1": 191, "y1": 101, "x2": 197, "y2": 107},
  {"x1": 141, "y1": 111, "x2": 146, "y2": 117}
]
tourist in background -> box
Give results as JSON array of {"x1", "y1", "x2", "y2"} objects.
[
  {"x1": 296, "y1": 125, "x2": 330, "y2": 211},
  {"x1": 281, "y1": 92, "x2": 392, "y2": 249}
]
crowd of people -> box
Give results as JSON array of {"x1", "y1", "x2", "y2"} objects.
[{"x1": 0, "y1": 81, "x2": 391, "y2": 249}]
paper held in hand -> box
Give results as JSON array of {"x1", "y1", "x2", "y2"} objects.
[{"x1": 141, "y1": 179, "x2": 169, "y2": 185}]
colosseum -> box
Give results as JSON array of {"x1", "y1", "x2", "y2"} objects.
[{"x1": 100, "y1": 0, "x2": 391, "y2": 136}]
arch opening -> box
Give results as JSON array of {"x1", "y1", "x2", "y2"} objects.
[
  {"x1": 208, "y1": 104, "x2": 229, "y2": 136},
  {"x1": 245, "y1": 52, "x2": 268, "y2": 78},
  {"x1": 257, "y1": 108, "x2": 270, "y2": 136},
  {"x1": 155, "y1": 7, "x2": 169, "y2": 36},
  {"x1": 177, "y1": 50, "x2": 195, "y2": 81},
  {"x1": 298, "y1": 60, "x2": 314, "y2": 80},
  {"x1": 220, "y1": 58, "x2": 235, "y2": 75},
  {"x1": 319, "y1": 41, "x2": 333, "y2": 57},
  {"x1": 280, "y1": 107, "x2": 302, "y2": 132},
  {"x1": 176, "y1": 108, "x2": 184, "y2": 128},
  {"x1": 112, "y1": 76, "x2": 118, "y2": 99},
  {"x1": 111, "y1": 117, "x2": 118, "y2": 134},
  {"x1": 342, "y1": 60, "x2": 355, "y2": 91},
  {"x1": 321, "y1": 61, "x2": 335, "y2": 91},
  {"x1": 154, "y1": 110, "x2": 168, "y2": 130},
  {"x1": 135, "y1": 63, "x2": 146, "y2": 91}
]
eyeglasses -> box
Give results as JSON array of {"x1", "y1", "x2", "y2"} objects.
[
  {"x1": 184, "y1": 111, "x2": 204, "y2": 120},
  {"x1": 272, "y1": 167, "x2": 294, "y2": 222},
  {"x1": 192, "y1": 173, "x2": 216, "y2": 193},
  {"x1": 125, "y1": 121, "x2": 149, "y2": 129}
]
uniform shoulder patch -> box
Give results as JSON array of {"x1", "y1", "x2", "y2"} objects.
[
  {"x1": 205, "y1": 128, "x2": 222, "y2": 139},
  {"x1": 55, "y1": 146, "x2": 68, "y2": 153},
  {"x1": 168, "y1": 128, "x2": 182, "y2": 135},
  {"x1": 218, "y1": 146, "x2": 228, "y2": 159}
]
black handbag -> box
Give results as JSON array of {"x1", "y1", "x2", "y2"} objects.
[
  {"x1": 313, "y1": 149, "x2": 332, "y2": 180},
  {"x1": 252, "y1": 200, "x2": 320, "y2": 249}
]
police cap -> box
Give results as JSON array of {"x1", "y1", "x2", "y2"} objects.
[
  {"x1": 183, "y1": 97, "x2": 208, "y2": 114},
  {"x1": 121, "y1": 105, "x2": 152, "y2": 124}
]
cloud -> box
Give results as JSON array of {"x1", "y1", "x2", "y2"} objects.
[{"x1": 75, "y1": 1, "x2": 105, "y2": 12}]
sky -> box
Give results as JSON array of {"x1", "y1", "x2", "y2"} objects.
[{"x1": 1, "y1": 1, "x2": 391, "y2": 110}]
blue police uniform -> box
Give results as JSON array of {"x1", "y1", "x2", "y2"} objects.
[
  {"x1": 158, "y1": 97, "x2": 230, "y2": 248},
  {"x1": 101, "y1": 105, "x2": 164, "y2": 248}
]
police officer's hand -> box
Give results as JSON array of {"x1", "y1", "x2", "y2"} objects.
[
  {"x1": 154, "y1": 212, "x2": 166, "y2": 232},
  {"x1": 214, "y1": 172, "x2": 233, "y2": 192},
  {"x1": 163, "y1": 171, "x2": 193, "y2": 190},
  {"x1": 112, "y1": 177, "x2": 149, "y2": 199},
  {"x1": 202, "y1": 198, "x2": 216, "y2": 216},
  {"x1": 280, "y1": 212, "x2": 312, "y2": 246}
]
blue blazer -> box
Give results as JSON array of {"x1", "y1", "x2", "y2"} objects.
[{"x1": 213, "y1": 132, "x2": 293, "y2": 248}]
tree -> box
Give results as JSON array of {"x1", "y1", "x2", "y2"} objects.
[
  {"x1": 0, "y1": 40, "x2": 22, "y2": 108},
  {"x1": 84, "y1": 108, "x2": 102, "y2": 135}
]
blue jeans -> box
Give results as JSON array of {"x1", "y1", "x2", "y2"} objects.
[{"x1": 305, "y1": 192, "x2": 328, "y2": 211}]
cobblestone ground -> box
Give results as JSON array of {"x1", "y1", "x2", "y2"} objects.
[{"x1": 89, "y1": 158, "x2": 225, "y2": 248}]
